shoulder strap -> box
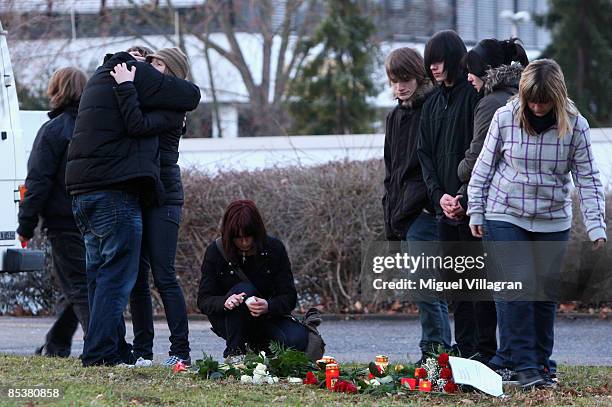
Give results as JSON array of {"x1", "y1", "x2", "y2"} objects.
[{"x1": 215, "y1": 238, "x2": 252, "y2": 285}]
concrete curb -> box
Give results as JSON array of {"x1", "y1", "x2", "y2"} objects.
[{"x1": 149, "y1": 312, "x2": 607, "y2": 322}]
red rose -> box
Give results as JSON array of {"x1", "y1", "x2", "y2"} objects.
[
  {"x1": 414, "y1": 367, "x2": 428, "y2": 379},
  {"x1": 444, "y1": 380, "x2": 458, "y2": 393},
  {"x1": 438, "y1": 353, "x2": 449, "y2": 367},
  {"x1": 333, "y1": 380, "x2": 358, "y2": 394},
  {"x1": 439, "y1": 367, "x2": 452, "y2": 380},
  {"x1": 304, "y1": 371, "x2": 318, "y2": 385}
]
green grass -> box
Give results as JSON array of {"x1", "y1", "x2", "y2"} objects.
[{"x1": 0, "y1": 355, "x2": 610, "y2": 406}]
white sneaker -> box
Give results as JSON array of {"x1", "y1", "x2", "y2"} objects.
[{"x1": 134, "y1": 357, "x2": 153, "y2": 367}]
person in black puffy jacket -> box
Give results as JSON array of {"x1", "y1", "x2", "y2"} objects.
[
  {"x1": 109, "y1": 47, "x2": 193, "y2": 367},
  {"x1": 17, "y1": 67, "x2": 89, "y2": 357},
  {"x1": 197, "y1": 200, "x2": 309, "y2": 360},
  {"x1": 68, "y1": 49, "x2": 201, "y2": 367}
]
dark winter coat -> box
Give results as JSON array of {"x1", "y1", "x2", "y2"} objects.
[
  {"x1": 17, "y1": 104, "x2": 79, "y2": 239},
  {"x1": 65, "y1": 52, "x2": 200, "y2": 203},
  {"x1": 113, "y1": 82, "x2": 185, "y2": 205},
  {"x1": 417, "y1": 78, "x2": 479, "y2": 217},
  {"x1": 382, "y1": 89, "x2": 435, "y2": 240},
  {"x1": 457, "y1": 63, "x2": 523, "y2": 198},
  {"x1": 197, "y1": 236, "x2": 297, "y2": 317}
]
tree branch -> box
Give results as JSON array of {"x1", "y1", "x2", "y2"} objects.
[{"x1": 273, "y1": 0, "x2": 303, "y2": 103}]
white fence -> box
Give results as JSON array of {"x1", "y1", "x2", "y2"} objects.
[{"x1": 19, "y1": 111, "x2": 612, "y2": 187}]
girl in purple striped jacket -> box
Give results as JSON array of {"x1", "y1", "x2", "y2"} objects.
[{"x1": 467, "y1": 59, "x2": 606, "y2": 389}]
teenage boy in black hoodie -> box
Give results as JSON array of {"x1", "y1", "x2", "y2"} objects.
[
  {"x1": 382, "y1": 47, "x2": 451, "y2": 361},
  {"x1": 417, "y1": 30, "x2": 497, "y2": 362}
]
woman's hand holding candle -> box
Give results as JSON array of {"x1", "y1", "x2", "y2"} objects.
[{"x1": 246, "y1": 296, "x2": 268, "y2": 317}]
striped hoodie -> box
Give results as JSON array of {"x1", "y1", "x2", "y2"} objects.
[{"x1": 467, "y1": 98, "x2": 606, "y2": 241}]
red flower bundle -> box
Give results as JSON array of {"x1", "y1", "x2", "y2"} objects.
[
  {"x1": 439, "y1": 367, "x2": 452, "y2": 380},
  {"x1": 333, "y1": 380, "x2": 358, "y2": 394},
  {"x1": 438, "y1": 353, "x2": 449, "y2": 367},
  {"x1": 443, "y1": 380, "x2": 458, "y2": 393},
  {"x1": 414, "y1": 367, "x2": 428, "y2": 379},
  {"x1": 304, "y1": 371, "x2": 318, "y2": 385}
]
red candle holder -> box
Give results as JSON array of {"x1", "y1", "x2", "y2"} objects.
[
  {"x1": 400, "y1": 377, "x2": 417, "y2": 390},
  {"x1": 419, "y1": 379, "x2": 432, "y2": 392},
  {"x1": 325, "y1": 363, "x2": 340, "y2": 390}
]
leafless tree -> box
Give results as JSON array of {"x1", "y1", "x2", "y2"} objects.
[{"x1": 127, "y1": 0, "x2": 321, "y2": 136}]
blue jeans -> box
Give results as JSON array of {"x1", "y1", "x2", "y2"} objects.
[
  {"x1": 405, "y1": 212, "x2": 452, "y2": 354},
  {"x1": 208, "y1": 282, "x2": 309, "y2": 357},
  {"x1": 483, "y1": 219, "x2": 569, "y2": 372},
  {"x1": 73, "y1": 191, "x2": 143, "y2": 366},
  {"x1": 130, "y1": 204, "x2": 190, "y2": 360}
]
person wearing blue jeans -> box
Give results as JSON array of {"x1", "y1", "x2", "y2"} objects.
[
  {"x1": 468, "y1": 60, "x2": 606, "y2": 388},
  {"x1": 113, "y1": 48, "x2": 194, "y2": 367},
  {"x1": 65, "y1": 49, "x2": 201, "y2": 366},
  {"x1": 483, "y1": 220, "x2": 569, "y2": 376},
  {"x1": 197, "y1": 200, "x2": 309, "y2": 359},
  {"x1": 207, "y1": 282, "x2": 309, "y2": 356},
  {"x1": 72, "y1": 191, "x2": 143, "y2": 365},
  {"x1": 381, "y1": 47, "x2": 448, "y2": 361},
  {"x1": 405, "y1": 211, "x2": 452, "y2": 358}
]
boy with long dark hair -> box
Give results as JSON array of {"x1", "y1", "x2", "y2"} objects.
[{"x1": 417, "y1": 30, "x2": 497, "y2": 362}]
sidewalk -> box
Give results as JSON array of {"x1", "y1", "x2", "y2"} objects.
[{"x1": 1, "y1": 316, "x2": 610, "y2": 365}]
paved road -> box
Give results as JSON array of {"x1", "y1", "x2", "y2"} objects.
[{"x1": 1, "y1": 316, "x2": 610, "y2": 365}]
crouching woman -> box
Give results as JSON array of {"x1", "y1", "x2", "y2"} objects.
[{"x1": 197, "y1": 200, "x2": 309, "y2": 359}]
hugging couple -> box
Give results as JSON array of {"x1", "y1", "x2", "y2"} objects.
[{"x1": 65, "y1": 45, "x2": 200, "y2": 367}]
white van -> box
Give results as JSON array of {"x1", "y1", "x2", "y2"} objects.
[{"x1": 0, "y1": 21, "x2": 44, "y2": 273}]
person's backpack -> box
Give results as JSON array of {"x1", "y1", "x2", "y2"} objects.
[{"x1": 214, "y1": 238, "x2": 325, "y2": 361}]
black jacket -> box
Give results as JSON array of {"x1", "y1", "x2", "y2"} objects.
[
  {"x1": 382, "y1": 90, "x2": 435, "y2": 240},
  {"x1": 113, "y1": 83, "x2": 185, "y2": 205},
  {"x1": 417, "y1": 78, "x2": 479, "y2": 217},
  {"x1": 65, "y1": 52, "x2": 200, "y2": 202},
  {"x1": 197, "y1": 236, "x2": 298, "y2": 317},
  {"x1": 457, "y1": 64, "x2": 523, "y2": 194},
  {"x1": 17, "y1": 104, "x2": 79, "y2": 239}
]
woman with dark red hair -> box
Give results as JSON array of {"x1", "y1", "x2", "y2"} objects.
[{"x1": 197, "y1": 200, "x2": 309, "y2": 360}]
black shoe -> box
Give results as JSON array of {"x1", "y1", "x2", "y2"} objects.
[
  {"x1": 540, "y1": 369, "x2": 558, "y2": 386},
  {"x1": 34, "y1": 344, "x2": 70, "y2": 358},
  {"x1": 517, "y1": 369, "x2": 546, "y2": 389},
  {"x1": 487, "y1": 362, "x2": 518, "y2": 382}
]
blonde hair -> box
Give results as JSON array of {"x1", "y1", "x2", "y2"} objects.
[
  {"x1": 47, "y1": 67, "x2": 87, "y2": 109},
  {"x1": 517, "y1": 59, "x2": 578, "y2": 137}
]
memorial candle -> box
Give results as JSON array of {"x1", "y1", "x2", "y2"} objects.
[
  {"x1": 400, "y1": 378, "x2": 417, "y2": 390},
  {"x1": 325, "y1": 363, "x2": 340, "y2": 390},
  {"x1": 419, "y1": 379, "x2": 432, "y2": 392}
]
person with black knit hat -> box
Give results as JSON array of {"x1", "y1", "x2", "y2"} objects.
[{"x1": 110, "y1": 47, "x2": 195, "y2": 367}]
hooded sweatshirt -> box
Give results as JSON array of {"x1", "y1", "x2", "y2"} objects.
[{"x1": 467, "y1": 98, "x2": 606, "y2": 241}]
